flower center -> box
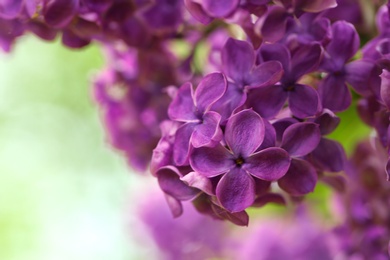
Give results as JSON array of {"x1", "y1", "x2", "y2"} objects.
[{"x1": 235, "y1": 157, "x2": 245, "y2": 167}]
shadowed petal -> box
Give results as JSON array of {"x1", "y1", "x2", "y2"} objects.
[
  {"x1": 164, "y1": 194, "x2": 183, "y2": 218},
  {"x1": 211, "y1": 204, "x2": 249, "y2": 226},
  {"x1": 248, "y1": 85, "x2": 288, "y2": 119},
  {"x1": 310, "y1": 138, "x2": 346, "y2": 172},
  {"x1": 259, "y1": 6, "x2": 290, "y2": 43},
  {"x1": 289, "y1": 43, "x2": 322, "y2": 80},
  {"x1": 194, "y1": 73, "x2": 227, "y2": 113},
  {"x1": 192, "y1": 111, "x2": 222, "y2": 148},
  {"x1": 225, "y1": 109, "x2": 265, "y2": 157},
  {"x1": 216, "y1": 168, "x2": 255, "y2": 212},
  {"x1": 253, "y1": 193, "x2": 286, "y2": 207},
  {"x1": 44, "y1": 0, "x2": 79, "y2": 28},
  {"x1": 288, "y1": 84, "x2": 320, "y2": 118},
  {"x1": 297, "y1": 0, "x2": 337, "y2": 13},
  {"x1": 326, "y1": 21, "x2": 359, "y2": 67},
  {"x1": 181, "y1": 171, "x2": 214, "y2": 195},
  {"x1": 168, "y1": 82, "x2": 197, "y2": 122},
  {"x1": 345, "y1": 60, "x2": 376, "y2": 95},
  {"x1": 222, "y1": 38, "x2": 255, "y2": 84},
  {"x1": 157, "y1": 166, "x2": 200, "y2": 200},
  {"x1": 173, "y1": 123, "x2": 197, "y2": 166},
  {"x1": 386, "y1": 159, "x2": 390, "y2": 181},
  {"x1": 272, "y1": 118, "x2": 299, "y2": 144},
  {"x1": 313, "y1": 109, "x2": 340, "y2": 135},
  {"x1": 247, "y1": 61, "x2": 284, "y2": 89},
  {"x1": 202, "y1": 0, "x2": 240, "y2": 17},
  {"x1": 184, "y1": 0, "x2": 213, "y2": 24},
  {"x1": 258, "y1": 120, "x2": 276, "y2": 150},
  {"x1": 259, "y1": 43, "x2": 290, "y2": 72},
  {"x1": 244, "y1": 147, "x2": 291, "y2": 181},
  {"x1": 278, "y1": 159, "x2": 318, "y2": 196},
  {"x1": 281, "y1": 122, "x2": 321, "y2": 157},
  {"x1": 380, "y1": 70, "x2": 390, "y2": 110},
  {"x1": 319, "y1": 75, "x2": 351, "y2": 112},
  {"x1": 0, "y1": 0, "x2": 23, "y2": 19},
  {"x1": 190, "y1": 144, "x2": 235, "y2": 177}
]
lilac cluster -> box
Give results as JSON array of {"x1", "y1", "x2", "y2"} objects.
[
  {"x1": 0, "y1": 0, "x2": 183, "y2": 51},
  {"x1": 332, "y1": 139, "x2": 390, "y2": 258}
]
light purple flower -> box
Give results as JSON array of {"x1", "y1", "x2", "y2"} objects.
[{"x1": 190, "y1": 109, "x2": 291, "y2": 212}]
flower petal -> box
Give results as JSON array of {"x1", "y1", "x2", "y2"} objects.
[
  {"x1": 44, "y1": 0, "x2": 79, "y2": 28},
  {"x1": 184, "y1": 0, "x2": 213, "y2": 24},
  {"x1": 318, "y1": 75, "x2": 351, "y2": 112},
  {"x1": 313, "y1": 109, "x2": 340, "y2": 135},
  {"x1": 297, "y1": 0, "x2": 337, "y2": 13},
  {"x1": 0, "y1": 0, "x2": 23, "y2": 19},
  {"x1": 157, "y1": 166, "x2": 200, "y2": 201},
  {"x1": 225, "y1": 109, "x2": 265, "y2": 157},
  {"x1": 168, "y1": 82, "x2": 197, "y2": 122},
  {"x1": 244, "y1": 147, "x2": 291, "y2": 181},
  {"x1": 190, "y1": 144, "x2": 235, "y2": 177},
  {"x1": 216, "y1": 168, "x2": 255, "y2": 212},
  {"x1": 202, "y1": 0, "x2": 240, "y2": 17},
  {"x1": 281, "y1": 122, "x2": 321, "y2": 157},
  {"x1": 310, "y1": 138, "x2": 346, "y2": 172},
  {"x1": 180, "y1": 171, "x2": 214, "y2": 195},
  {"x1": 222, "y1": 38, "x2": 255, "y2": 84},
  {"x1": 257, "y1": 120, "x2": 276, "y2": 150},
  {"x1": 288, "y1": 84, "x2": 320, "y2": 118},
  {"x1": 173, "y1": 123, "x2": 197, "y2": 166},
  {"x1": 164, "y1": 193, "x2": 183, "y2": 218},
  {"x1": 259, "y1": 6, "x2": 290, "y2": 43},
  {"x1": 247, "y1": 61, "x2": 284, "y2": 89},
  {"x1": 326, "y1": 21, "x2": 359, "y2": 67},
  {"x1": 345, "y1": 60, "x2": 376, "y2": 95},
  {"x1": 278, "y1": 159, "x2": 318, "y2": 196},
  {"x1": 248, "y1": 85, "x2": 288, "y2": 119},
  {"x1": 289, "y1": 43, "x2": 322, "y2": 80},
  {"x1": 211, "y1": 204, "x2": 249, "y2": 226},
  {"x1": 259, "y1": 43, "x2": 290, "y2": 73},
  {"x1": 191, "y1": 111, "x2": 222, "y2": 148},
  {"x1": 380, "y1": 70, "x2": 390, "y2": 110},
  {"x1": 194, "y1": 72, "x2": 227, "y2": 113}
]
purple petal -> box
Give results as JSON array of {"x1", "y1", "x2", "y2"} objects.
[
  {"x1": 289, "y1": 43, "x2": 322, "y2": 80},
  {"x1": 202, "y1": 0, "x2": 240, "y2": 17},
  {"x1": 288, "y1": 84, "x2": 320, "y2": 118},
  {"x1": 157, "y1": 166, "x2": 200, "y2": 200},
  {"x1": 326, "y1": 21, "x2": 359, "y2": 67},
  {"x1": 44, "y1": 0, "x2": 79, "y2": 28},
  {"x1": 259, "y1": 6, "x2": 290, "y2": 43},
  {"x1": 318, "y1": 75, "x2": 351, "y2": 112},
  {"x1": 0, "y1": 0, "x2": 23, "y2": 19},
  {"x1": 222, "y1": 38, "x2": 255, "y2": 84},
  {"x1": 216, "y1": 168, "x2": 255, "y2": 212},
  {"x1": 253, "y1": 193, "x2": 286, "y2": 207},
  {"x1": 259, "y1": 43, "x2": 290, "y2": 72},
  {"x1": 321, "y1": 175, "x2": 346, "y2": 192},
  {"x1": 211, "y1": 204, "x2": 249, "y2": 226},
  {"x1": 278, "y1": 159, "x2": 318, "y2": 196},
  {"x1": 296, "y1": 0, "x2": 337, "y2": 13},
  {"x1": 386, "y1": 158, "x2": 390, "y2": 181},
  {"x1": 247, "y1": 85, "x2": 288, "y2": 119},
  {"x1": 180, "y1": 171, "x2": 214, "y2": 195},
  {"x1": 380, "y1": 70, "x2": 390, "y2": 110},
  {"x1": 190, "y1": 144, "x2": 235, "y2": 177},
  {"x1": 168, "y1": 82, "x2": 197, "y2": 122},
  {"x1": 257, "y1": 120, "x2": 276, "y2": 150},
  {"x1": 173, "y1": 123, "x2": 197, "y2": 166},
  {"x1": 211, "y1": 82, "x2": 246, "y2": 123},
  {"x1": 313, "y1": 109, "x2": 340, "y2": 135},
  {"x1": 281, "y1": 122, "x2": 321, "y2": 157},
  {"x1": 243, "y1": 147, "x2": 291, "y2": 181},
  {"x1": 194, "y1": 72, "x2": 227, "y2": 113},
  {"x1": 191, "y1": 111, "x2": 222, "y2": 148},
  {"x1": 310, "y1": 138, "x2": 346, "y2": 172},
  {"x1": 225, "y1": 109, "x2": 265, "y2": 157},
  {"x1": 61, "y1": 29, "x2": 90, "y2": 49},
  {"x1": 247, "y1": 61, "x2": 284, "y2": 89},
  {"x1": 345, "y1": 60, "x2": 376, "y2": 95},
  {"x1": 273, "y1": 117, "x2": 299, "y2": 144},
  {"x1": 184, "y1": 0, "x2": 213, "y2": 24},
  {"x1": 164, "y1": 194, "x2": 183, "y2": 218}
]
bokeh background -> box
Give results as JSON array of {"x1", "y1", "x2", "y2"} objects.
[{"x1": 0, "y1": 35, "x2": 372, "y2": 260}]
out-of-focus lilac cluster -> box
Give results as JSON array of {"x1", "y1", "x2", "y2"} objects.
[{"x1": 4, "y1": 0, "x2": 390, "y2": 258}]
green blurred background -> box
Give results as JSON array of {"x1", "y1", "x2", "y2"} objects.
[
  {"x1": 0, "y1": 36, "x2": 162, "y2": 260},
  {"x1": 0, "y1": 35, "x2": 372, "y2": 260}
]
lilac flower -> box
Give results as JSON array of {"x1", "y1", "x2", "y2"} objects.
[
  {"x1": 168, "y1": 72, "x2": 227, "y2": 166},
  {"x1": 212, "y1": 38, "x2": 283, "y2": 122},
  {"x1": 319, "y1": 21, "x2": 377, "y2": 112},
  {"x1": 190, "y1": 109, "x2": 291, "y2": 212},
  {"x1": 248, "y1": 42, "x2": 322, "y2": 119},
  {"x1": 257, "y1": 0, "x2": 337, "y2": 42},
  {"x1": 184, "y1": 0, "x2": 240, "y2": 24},
  {"x1": 277, "y1": 122, "x2": 321, "y2": 195}
]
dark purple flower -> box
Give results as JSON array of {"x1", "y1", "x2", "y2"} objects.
[
  {"x1": 190, "y1": 109, "x2": 291, "y2": 212},
  {"x1": 319, "y1": 21, "x2": 377, "y2": 112},
  {"x1": 277, "y1": 122, "x2": 321, "y2": 195},
  {"x1": 168, "y1": 73, "x2": 227, "y2": 166},
  {"x1": 248, "y1": 42, "x2": 322, "y2": 119},
  {"x1": 44, "y1": 0, "x2": 80, "y2": 28}
]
